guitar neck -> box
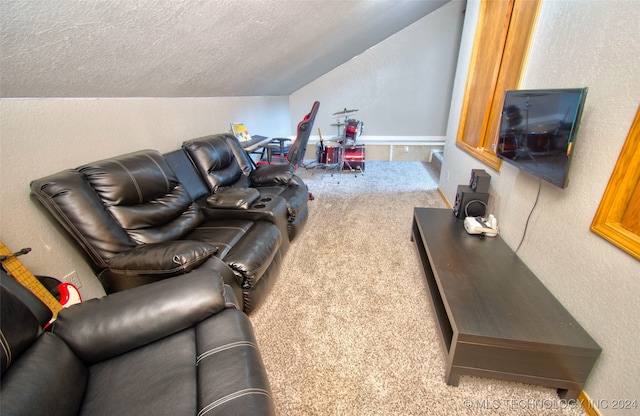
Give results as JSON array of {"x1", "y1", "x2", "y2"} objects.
[{"x1": 0, "y1": 243, "x2": 62, "y2": 317}]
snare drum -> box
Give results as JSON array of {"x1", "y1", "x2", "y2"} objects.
[{"x1": 320, "y1": 142, "x2": 342, "y2": 165}]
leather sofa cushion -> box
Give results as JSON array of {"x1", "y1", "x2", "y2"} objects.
[
  {"x1": 79, "y1": 150, "x2": 206, "y2": 245},
  {"x1": 186, "y1": 219, "x2": 254, "y2": 259},
  {"x1": 188, "y1": 220, "x2": 281, "y2": 286},
  {"x1": 78, "y1": 309, "x2": 276, "y2": 416},
  {"x1": 107, "y1": 240, "x2": 218, "y2": 277},
  {"x1": 80, "y1": 329, "x2": 197, "y2": 416},
  {"x1": 0, "y1": 333, "x2": 88, "y2": 416},
  {"x1": 107, "y1": 185, "x2": 195, "y2": 231}
]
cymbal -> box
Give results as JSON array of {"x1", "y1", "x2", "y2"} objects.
[{"x1": 333, "y1": 108, "x2": 359, "y2": 115}]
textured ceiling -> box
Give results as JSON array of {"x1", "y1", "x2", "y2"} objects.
[{"x1": 0, "y1": 0, "x2": 449, "y2": 98}]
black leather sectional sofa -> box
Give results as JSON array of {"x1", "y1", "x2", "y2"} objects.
[
  {"x1": 1, "y1": 269, "x2": 276, "y2": 416},
  {"x1": 30, "y1": 133, "x2": 309, "y2": 313},
  {"x1": 2, "y1": 133, "x2": 312, "y2": 415}
]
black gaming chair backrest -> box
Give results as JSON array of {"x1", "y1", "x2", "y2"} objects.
[{"x1": 286, "y1": 101, "x2": 320, "y2": 167}]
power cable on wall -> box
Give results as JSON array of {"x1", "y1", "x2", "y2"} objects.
[{"x1": 515, "y1": 177, "x2": 542, "y2": 253}]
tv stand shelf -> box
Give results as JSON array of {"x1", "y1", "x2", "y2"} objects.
[{"x1": 411, "y1": 208, "x2": 600, "y2": 399}]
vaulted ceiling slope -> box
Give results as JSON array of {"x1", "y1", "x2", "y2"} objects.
[{"x1": 0, "y1": 0, "x2": 450, "y2": 98}]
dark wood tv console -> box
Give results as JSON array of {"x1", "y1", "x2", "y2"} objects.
[{"x1": 411, "y1": 208, "x2": 600, "y2": 399}]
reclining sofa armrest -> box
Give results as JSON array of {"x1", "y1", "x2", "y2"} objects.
[
  {"x1": 249, "y1": 163, "x2": 295, "y2": 186},
  {"x1": 52, "y1": 271, "x2": 227, "y2": 365},
  {"x1": 107, "y1": 240, "x2": 218, "y2": 276},
  {"x1": 206, "y1": 188, "x2": 260, "y2": 209}
]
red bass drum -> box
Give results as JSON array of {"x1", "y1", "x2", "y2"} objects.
[{"x1": 342, "y1": 145, "x2": 365, "y2": 172}]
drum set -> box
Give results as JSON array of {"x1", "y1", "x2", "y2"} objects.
[{"x1": 313, "y1": 108, "x2": 365, "y2": 174}]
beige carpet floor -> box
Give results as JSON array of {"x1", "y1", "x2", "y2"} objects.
[{"x1": 249, "y1": 161, "x2": 587, "y2": 416}]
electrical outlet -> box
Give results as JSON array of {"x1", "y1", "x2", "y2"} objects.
[
  {"x1": 63, "y1": 270, "x2": 83, "y2": 288},
  {"x1": 404, "y1": 145, "x2": 409, "y2": 153},
  {"x1": 447, "y1": 171, "x2": 450, "y2": 182}
]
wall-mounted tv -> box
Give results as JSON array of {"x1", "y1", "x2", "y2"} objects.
[{"x1": 496, "y1": 87, "x2": 588, "y2": 188}]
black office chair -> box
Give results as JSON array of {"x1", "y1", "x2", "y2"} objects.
[{"x1": 259, "y1": 101, "x2": 320, "y2": 168}]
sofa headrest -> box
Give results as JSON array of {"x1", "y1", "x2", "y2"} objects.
[
  {"x1": 77, "y1": 150, "x2": 205, "y2": 244},
  {"x1": 79, "y1": 150, "x2": 180, "y2": 206},
  {"x1": 183, "y1": 134, "x2": 247, "y2": 191},
  {"x1": 183, "y1": 134, "x2": 235, "y2": 172}
]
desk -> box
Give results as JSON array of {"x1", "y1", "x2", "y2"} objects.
[
  {"x1": 411, "y1": 208, "x2": 600, "y2": 399},
  {"x1": 240, "y1": 135, "x2": 272, "y2": 152}
]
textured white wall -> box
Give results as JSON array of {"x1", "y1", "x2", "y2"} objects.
[
  {"x1": 440, "y1": 0, "x2": 640, "y2": 411},
  {"x1": 289, "y1": 1, "x2": 465, "y2": 141},
  {"x1": 0, "y1": 97, "x2": 289, "y2": 298}
]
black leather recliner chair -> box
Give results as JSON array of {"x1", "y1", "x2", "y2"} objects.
[
  {"x1": 30, "y1": 150, "x2": 282, "y2": 313},
  {"x1": 0, "y1": 269, "x2": 276, "y2": 416},
  {"x1": 181, "y1": 133, "x2": 310, "y2": 241}
]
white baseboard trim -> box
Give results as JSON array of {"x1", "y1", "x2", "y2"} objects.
[
  {"x1": 308, "y1": 135, "x2": 446, "y2": 161},
  {"x1": 308, "y1": 135, "x2": 446, "y2": 145}
]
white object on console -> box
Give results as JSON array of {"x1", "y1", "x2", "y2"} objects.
[{"x1": 464, "y1": 214, "x2": 498, "y2": 237}]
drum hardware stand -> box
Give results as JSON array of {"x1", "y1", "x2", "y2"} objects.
[{"x1": 331, "y1": 122, "x2": 345, "y2": 137}]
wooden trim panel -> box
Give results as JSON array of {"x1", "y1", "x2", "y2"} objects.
[
  {"x1": 455, "y1": 0, "x2": 540, "y2": 171},
  {"x1": 591, "y1": 107, "x2": 640, "y2": 259}
]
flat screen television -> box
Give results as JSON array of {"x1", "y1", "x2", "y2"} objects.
[{"x1": 496, "y1": 87, "x2": 588, "y2": 188}]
